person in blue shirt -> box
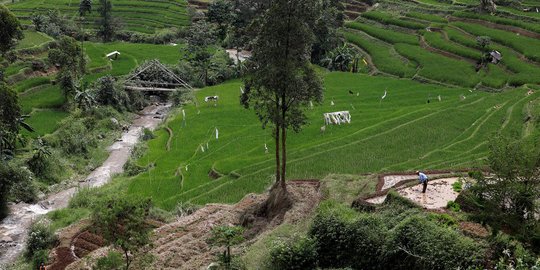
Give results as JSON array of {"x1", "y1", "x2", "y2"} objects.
[{"x1": 416, "y1": 171, "x2": 428, "y2": 193}]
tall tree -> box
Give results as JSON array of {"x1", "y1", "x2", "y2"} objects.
[
  {"x1": 97, "y1": 0, "x2": 114, "y2": 42},
  {"x1": 0, "y1": 5, "x2": 23, "y2": 56},
  {"x1": 0, "y1": 83, "x2": 21, "y2": 152},
  {"x1": 311, "y1": 0, "x2": 344, "y2": 63},
  {"x1": 207, "y1": 0, "x2": 233, "y2": 41},
  {"x1": 79, "y1": 0, "x2": 92, "y2": 16},
  {"x1": 241, "y1": 0, "x2": 323, "y2": 213},
  {"x1": 48, "y1": 36, "x2": 85, "y2": 99},
  {"x1": 185, "y1": 20, "x2": 217, "y2": 86}
]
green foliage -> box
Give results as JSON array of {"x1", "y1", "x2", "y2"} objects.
[
  {"x1": 93, "y1": 250, "x2": 123, "y2": 270},
  {"x1": 174, "y1": 201, "x2": 200, "y2": 217},
  {"x1": 79, "y1": 0, "x2": 92, "y2": 17},
  {"x1": 269, "y1": 236, "x2": 318, "y2": 270},
  {"x1": 309, "y1": 212, "x2": 387, "y2": 269},
  {"x1": 0, "y1": 5, "x2": 23, "y2": 55},
  {"x1": 209, "y1": 225, "x2": 244, "y2": 269},
  {"x1": 25, "y1": 221, "x2": 57, "y2": 260},
  {"x1": 48, "y1": 35, "x2": 85, "y2": 75},
  {"x1": 406, "y1": 12, "x2": 448, "y2": 23},
  {"x1": 97, "y1": 0, "x2": 116, "y2": 42},
  {"x1": 423, "y1": 31, "x2": 482, "y2": 60},
  {"x1": 454, "y1": 21, "x2": 540, "y2": 61},
  {"x1": 311, "y1": 0, "x2": 344, "y2": 63},
  {"x1": 207, "y1": 0, "x2": 233, "y2": 40},
  {"x1": 185, "y1": 20, "x2": 218, "y2": 86},
  {"x1": 321, "y1": 44, "x2": 361, "y2": 72},
  {"x1": 92, "y1": 197, "x2": 152, "y2": 269},
  {"x1": 362, "y1": 11, "x2": 428, "y2": 29},
  {"x1": 343, "y1": 30, "x2": 417, "y2": 77},
  {"x1": 141, "y1": 128, "x2": 154, "y2": 141},
  {"x1": 446, "y1": 200, "x2": 461, "y2": 212},
  {"x1": 452, "y1": 179, "x2": 463, "y2": 192},
  {"x1": 394, "y1": 43, "x2": 479, "y2": 87},
  {"x1": 94, "y1": 75, "x2": 129, "y2": 111},
  {"x1": 0, "y1": 83, "x2": 21, "y2": 151},
  {"x1": 386, "y1": 216, "x2": 484, "y2": 269},
  {"x1": 345, "y1": 22, "x2": 419, "y2": 45},
  {"x1": 8, "y1": 165, "x2": 37, "y2": 203},
  {"x1": 243, "y1": 0, "x2": 323, "y2": 188},
  {"x1": 54, "y1": 120, "x2": 97, "y2": 155},
  {"x1": 30, "y1": 9, "x2": 77, "y2": 38},
  {"x1": 427, "y1": 213, "x2": 457, "y2": 227}
]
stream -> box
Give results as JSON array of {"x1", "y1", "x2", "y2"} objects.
[{"x1": 0, "y1": 103, "x2": 171, "y2": 268}]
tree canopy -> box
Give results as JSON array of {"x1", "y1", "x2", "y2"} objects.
[
  {"x1": 0, "y1": 5, "x2": 23, "y2": 55},
  {"x1": 242, "y1": 0, "x2": 323, "y2": 193}
]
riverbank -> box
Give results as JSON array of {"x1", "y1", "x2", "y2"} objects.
[{"x1": 0, "y1": 103, "x2": 171, "y2": 267}]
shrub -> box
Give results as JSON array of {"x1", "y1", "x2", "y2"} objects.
[
  {"x1": 68, "y1": 187, "x2": 100, "y2": 209},
  {"x1": 452, "y1": 180, "x2": 463, "y2": 192},
  {"x1": 5, "y1": 164, "x2": 37, "y2": 203},
  {"x1": 446, "y1": 200, "x2": 461, "y2": 212},
  {"x1": 93, "y1": 250, "x2": 123, "y2": 270},
  {"x1": 174, "y1": 201, "x2": 200, "y2": 217},
  {"x1": 385, "y1": 216, "x2": 484, "y2": 269},
  {"x1": 142, "y1": 128, "x2": 155, "y2": 141},
  {"x1": 54, "y1": 121, "x2": 96, "y2": 155},
  {"x1": 309, "y1": 210, "x2": 387, "y2": 269},
  {"x1": 31, "y1": 249, "x2": 50, "y2": 270},
  {"x1": 427, "y1": 213, "x2": 457, "y2": 227},
  {"x1": 269, "y1": 236, "x2": 318, "y2": 270},
  {"x1": 25, "y1": 221, "x2": 57, "y2": 259},
  {"x1": 123, "y1": 158, "x2": 148, "y2": 176}
]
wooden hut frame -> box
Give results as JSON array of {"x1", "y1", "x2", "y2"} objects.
[{"x1": 124, "y1": 59, "x2": 193, "y2": 92}]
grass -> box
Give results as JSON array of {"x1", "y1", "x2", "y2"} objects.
[
  {"x1": 107, "y1": 72, "x2": 538, "y2": 210},
  {"x1": 15, "y1": 30, "x2": 53, "y2": 50},
  {"x1": 19, "y1": 85, "x2": 65, "y2": 114},
  {"x1": 7, "y1": 0, "x2": 189, "y2": 34},
  {"x1": 344, "y1": 31, "x2": 417, "y2": 78},
  {"x1": 345, "y1": 22, "x2": 420, "y2": 45},
  {"x1": 21, "y1": 109, "x2": 70, "y2": 138}
]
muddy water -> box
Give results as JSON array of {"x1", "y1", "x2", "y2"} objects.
[{"x1": 0, "y1": 103, "x2": 171, "y2": 267}]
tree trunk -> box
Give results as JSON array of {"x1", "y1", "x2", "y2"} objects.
[
  {"x1": 280, "y1": 125, "x2": 287, "y2": 190},
  {"x1": 124, "y1": 248, "x2": 130, "y2": 270}
]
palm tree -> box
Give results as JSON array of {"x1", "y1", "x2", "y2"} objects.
[{"x1": 74, "y1": 82, "x2": 96, "y2": 111}]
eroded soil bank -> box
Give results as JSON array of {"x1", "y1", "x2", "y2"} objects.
[{"x1": 0, "y1": 103, "x2": 171, "y2": 267}]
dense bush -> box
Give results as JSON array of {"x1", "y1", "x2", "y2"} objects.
[
  {"x1": 8, "y1": 165, "x2": 38, "y2": 203},
  {"x1": 53, "y1": 120, "x2": 96, "y2": 156},
  {"x1": 385, "y1": 216, "x2": 484, "y2": 269},
  {"x1": 93, "y1": 250, "x2": 123, "y2": 270},
  {"x1": 25, "y1": 221, "x2": 57, "y2": 260},
  {"x1": 303, "y1": 197, "x2": 486, "y2": 270},
  {"x1": 269, "y1": 236, "x2": 318, "y2": 270},
  {"x1": 309, "y1": 202, "x2": 387, "y2": 269},
  {"x1": 94, "y1": 76, "x2": 130, "y2": 111}
]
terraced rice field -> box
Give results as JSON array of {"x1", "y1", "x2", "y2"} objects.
[
  {"x1": 7, "y1": 0, "x2": 189, "y2": 33},
  {"x1": 343, "y1": 2, "x2": 540, "y2": 89},
  {"x1": 121, "y1": 72, "x2": 539, "y2": 209}
]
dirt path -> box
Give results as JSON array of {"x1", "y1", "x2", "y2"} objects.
[
  {"x1": 0, "y1": 103, "x2": 171, "y2": 267},
  {"x1": 64, "y1": 181, "x2": 322, "y2": 270}
]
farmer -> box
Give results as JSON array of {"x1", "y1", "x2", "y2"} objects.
[
  {"x1": 39, "y1": 262, "x2": 46, "y2": 270},
  {"x1": 416, "y1": 171, "x2": 428, "y2": 193}
]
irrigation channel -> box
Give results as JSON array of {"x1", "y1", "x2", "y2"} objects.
[{"x1": 0, "y1": 103, "x2": 171, "y2": 267}]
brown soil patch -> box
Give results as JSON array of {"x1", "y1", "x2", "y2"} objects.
[
  {"x1": 148, "y1": 181, "x2": 322, "y2": 270},
  {"x1": 460, "y1": 221, "x2": 490, "y2": 238}
]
